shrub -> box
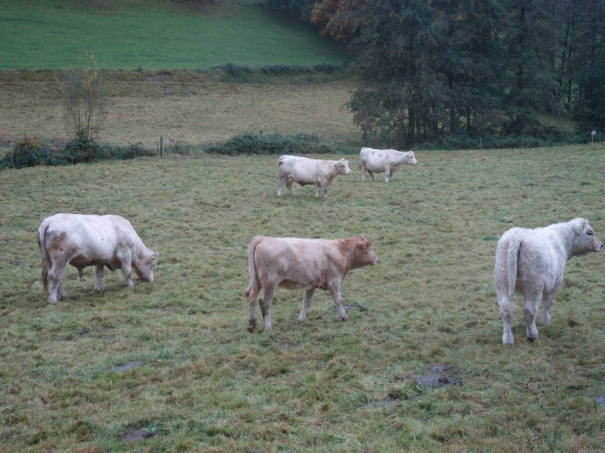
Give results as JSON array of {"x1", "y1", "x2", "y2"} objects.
[
  {"x1": 0, "y1": 135, "x2": 57, "y2": 169},
  {"x1": 106, "y1": 142, "x2": 155, "y2": 160},
  {"x1": 60, "y1": 131, "x2": 106, "y2": 164},
  {"x1": 202, "y1": 133, "x2": 356, "y2": 155},
  {"x1": 63, "y1": 52, "x2": 106, "y2": 141}
]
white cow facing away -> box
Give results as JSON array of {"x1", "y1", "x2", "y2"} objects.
[
  {"x1": 359, "y1": 148, "x2": 418, "y2": 182},
  {"x1": 278, "y1": 155, "x2": 351, "y2": 199},
  {"x1": 38, "y1": 214, "x2": 158, "y2": 303},
  {"x1": 494, "y1": 218, "x2": 602, "y2": 345},
  {"x1": 245, "y1": 235, "x2": 379, "y2": 332}
]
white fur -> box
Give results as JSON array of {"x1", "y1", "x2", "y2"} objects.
[
  {"x1": 277, "y1": 155, "x2": 351, "y2": 199},
  {"x1": 494, "y1": 218, "x2": 602, "y2": 344},
  {"x1": 359, "y1": 148, "x2": 418, "y2": 182}
]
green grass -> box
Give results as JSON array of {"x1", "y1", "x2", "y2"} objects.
[
  {"x1": 0, "y1": 0, "x2": 353, "y2": 69},
  {"x1": 1, "y1": 145, "x2": 605, "y2": 451}
]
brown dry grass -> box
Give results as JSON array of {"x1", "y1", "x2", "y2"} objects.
[{"x1": 0, "y1": 77, "x2": 362, "y2": 150}]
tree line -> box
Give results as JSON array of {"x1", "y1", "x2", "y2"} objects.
[{"x1": 267, "y1": 0, "x2": 605, "y2": 147}]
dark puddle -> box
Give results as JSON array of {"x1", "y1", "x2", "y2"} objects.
[
  {"x1": 12, "y1": 262, "x2": 21, "y2": 266},
  {"x1": 0, "y1": 240, "x2": 7, "y2": 244},
  {"x1": 414, "y1": 365, "x2": 461, "y2": 388},
  {"x1": 114, "y1": 361, "x2": 144, "y2": 373},
  {"x1": 596, "y1": 395, "x2": 605, "y2": 407},
  {"x1": 261, "y1": 340, "x2": 299, "y2": 349},
  {"x1": 332, "y1": 305, "x2": 363, "y2": 313},
  {"x1": 121, "y1": 429, "x2": 156, "y2": 443}
]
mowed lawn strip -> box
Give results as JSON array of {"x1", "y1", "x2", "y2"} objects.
[
  {"x1": 1, "y1": 147, "x2": 605, "y2": 451},
  {"x1": 0, "y1": 0, "x2": 352, "y2": 69}
]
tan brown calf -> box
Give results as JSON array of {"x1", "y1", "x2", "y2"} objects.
[{"x1": 245, "y1": 235, "x2": 379, "y2": 332}]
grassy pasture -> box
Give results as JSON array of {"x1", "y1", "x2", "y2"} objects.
[
  {"x1": 1, "y1": 145, "x2": 605, "y2": 451},
  {"x1": 0, "y1": 0, "x2": 352, "y2": 69},
  {"x1": 0, "y1": 73, "x2": 362, "y2": 152}
]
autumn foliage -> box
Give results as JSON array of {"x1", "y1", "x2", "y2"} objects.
[{"x1": 310, "y1": 0, "x2": 367, "y2": 45}]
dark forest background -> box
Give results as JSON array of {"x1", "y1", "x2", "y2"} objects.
[{"x1": 266, "y1": 0, "x2": 605, "y2": 148}]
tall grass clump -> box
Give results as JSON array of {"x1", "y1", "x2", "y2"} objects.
[
  {"x1": 63, "y1": 52, "x2": 106, "y2": 141},
  {"x1": 202, "y1": 132, "x2": 356, "y2": 155}
]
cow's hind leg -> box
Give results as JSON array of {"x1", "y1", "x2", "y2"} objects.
[
  {"x1": 540, "y1": 291, "x2": 556, "y2": 326},
  {"x1": 94, "y1": 265, "x2": 105, "y2": 293},
  {"x1": 259, "y1": 282, "x2": 278, "y2": 331},
  {"x1": 360, "y1": 164, "x2": 366, "y2": 181},
  {"x1": 523, "y1": 290, "x2": 541, "y2": 341},
  {"x1": 277, "y1": 175, "x2": 286, "y2": 197},
  {"x1": 57, "y1": 282, "x2": 68, "y2": 300},
  {"x1": 329, "y1": 283, "x2": 348, "y2": 322},
  {"x1": 368, "y1": 170, "x2": 377, "y2": 182},
  {"x1": 298, "y1": 288, "x2": 316, "y2": 324},
  {"x1": 497, "y1": 289, "x2": 515, "y2": 345},
  {"x1": 247, "y1": 292, "x2": 258, "y2": 332},
  {"x1": 286, "y1": 178, "x2": 296, "y2": 197},
  {"x1": 47, "y1": 261, "x2": 69, "y2": 304}
]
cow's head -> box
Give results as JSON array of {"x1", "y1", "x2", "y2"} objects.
[
  {"x1": 337, "y1": 159, "x2": 352, "y2": 175},
  {"x1": 133, "y1": 249, "x2": 159, "y2": 282},
  {"x1": 571, "y1": 218, "x2": 603, "y2": 256},
  {"x1": 406, "y1": 151, "x2": 418, "y2": 165},
  {"x1": 350, "y1": 235, "x2": 379, "y2": 269}
]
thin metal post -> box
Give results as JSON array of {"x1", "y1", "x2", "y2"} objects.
[{"x1": 160, "y1": 137, "x2": 164, "y2": 157}]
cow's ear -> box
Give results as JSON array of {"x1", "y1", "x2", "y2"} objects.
[
  {"x1": 151, "y1": 253, "x2": 158, "y2": 260},
  {"x1": 574, "y1": 220, "x2": 586, "y2": 234}
]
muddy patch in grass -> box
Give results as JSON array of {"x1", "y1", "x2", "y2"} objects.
[
  {"x1": 332, "y1": 305, "x2": 363, "y2": 313},
  {"x1": 113, "y1": 361, "x2": 144, "y2": 373},
  {"x1": 414, "y1": 365, "x2": 462, "y2": 388}
]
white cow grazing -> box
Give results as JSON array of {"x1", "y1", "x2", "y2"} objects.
[
  {"x1": 38, "y1": 214, "x2": 158, "y2": 303},
  {"x1": 494, "y1": 218, "x2": 602, "y2": 345},
  {"x1": 359, "y1": 148, "x2": 418, "y2": 182},
  {"x1": 277, "y1": 155, "x2": 352, "y2": 199}
]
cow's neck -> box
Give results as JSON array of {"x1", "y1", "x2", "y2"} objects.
[{"x1": 550, "y1": 223, "x2": 575, "y2": 260}]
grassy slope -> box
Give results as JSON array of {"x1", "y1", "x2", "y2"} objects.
[
  {"x1": 0, "y1": 75, "x2": 362, "y2": 150},
  {"x1": 0, "y1": 0, "x2": 352, "y2": 69},
  {"x1": 1, "y1": 145, "x2": 605, "y2": 451}
]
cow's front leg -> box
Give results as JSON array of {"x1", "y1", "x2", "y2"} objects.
[
  {"x1": 368, "y1": 170, "x2": 377, "y2": 182},
  {"x1": 57, "y1": 282, "x2": 68, "y2": 300},
  {"x1": 119, "y1": 255, "x2": 135, "y2": 288},
  {"x1": 259, "y1": 282, "x2": 277, "y2": 331},
  {"x1": 329, "y1": 283, "x2": 348, "y2": 321},
  {"x1": 384, "y1": 164, "x2": 391, "y2": 182},
  {"x1": 298, "y1": 288, "x2": 316, "y2": 324},
  {"x1": 277, "y1": 176, "x2": 285, "y2": 197},
  {"x1": 523, "y1": 292, "x2": 541, "y2": 341},
  {"x1": 540, "y1": 292, "x2": 555, "y2": 326},
  {"x1": 94, "y1": 264, "x2": 105, "y2": 293}
]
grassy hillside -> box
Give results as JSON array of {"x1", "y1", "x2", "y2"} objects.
[
  {"x1": 0, "y1": 71, "x2": 362, "y2": 151},
  {"x1": 1, "y1": 145, "x2": 605, "y2": 451},
  {"x1": 0, "y1": 0, "x2": 352, "y2": 69}
]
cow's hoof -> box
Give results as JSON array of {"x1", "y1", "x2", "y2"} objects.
[
  {"x1": 341, "y1": 316, "x2": 349, "y2": 322},
  {"x1": 247, "y1": 323, "x2": 256, "y2": 333},
  {"x1": 94, "y1": 289, "x2": 102, "y2": 294},
  {"x1": 47, "y1": 300, "x2": 57, "y2": 304},
  {"x1": 527, "y1": 337, "x2": 537, "y2": 342},
  {"x1": 297, "y1": 319, "x2": 305, "y2": 325}
]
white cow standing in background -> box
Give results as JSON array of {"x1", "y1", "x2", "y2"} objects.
[
  {"x1": 38, "y1": 214, "x2": 158, "y2": 303},
  {"x1": 494, "y1": 218, "x2": 602, "y2": 345},
  {"x1": 277, "y1": 155, "x2": 352, "y2": 199},
  {"x1": 359, "y1": 148, "x2": 418, "y2": 182}
]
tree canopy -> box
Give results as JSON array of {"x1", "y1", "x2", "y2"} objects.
[{"x1": 268, "y1": 0, "x2": 605, "y2": 146}]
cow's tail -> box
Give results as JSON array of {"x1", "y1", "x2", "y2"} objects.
[
  {"x1": 506, "y1": 237, "x2": 522, "y2": 301},
  {"x1": 245, "y1": 236, "x2": 264, "y2": 303},
  {"x1": 38, "y1": 222, "x2": 50, "y2": 292}
]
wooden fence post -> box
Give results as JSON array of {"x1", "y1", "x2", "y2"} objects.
[{"x1": 160, "y1": 137, "x2": 164, "y2": 157}]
